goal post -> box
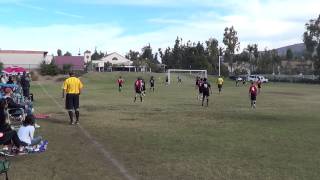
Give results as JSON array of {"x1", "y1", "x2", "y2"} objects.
[{"x1": 167, "y1": 69, "x2": 207, "y2": 85}]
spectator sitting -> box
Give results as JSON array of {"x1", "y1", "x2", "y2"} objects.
[
  {"x1": 0, "y1": 75, "x2": 6, "y2": 84},
  {"x1": 18, "y1": 115, "x2": 42, "y2": 147},
  {"x1": 4, "y1": 87, "x2": 40, "y2": 128},
  {"x1": 6, "y1": 76, "x2": 14, "y2": 84},
  {"x1": 4, "y1": 87, "x2": 25, "y2": 109},
  {"x1": 0, "y1": 99, "x2": 25, "y2": 154}
]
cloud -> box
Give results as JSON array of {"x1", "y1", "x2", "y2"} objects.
[
  {"x1": 0, "y1": 24, "x2": 124, "y2": 55},
  {"x1": 55, "y1": 11, "x2": 84, "y2": 18},
  {"x1": 0, "y1": 0, "x2": 319, "y2": 56},
  {"x1": 14, "y1": 2, "x2": 45, "y2": 11}
]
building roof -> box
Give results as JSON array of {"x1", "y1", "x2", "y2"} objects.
[
  {"x1": 53, "y1": 56, "x2": 85, "y2": 70},
  {"x1": 0, "y1": 50, "x2": 48, "y2": 54},
  {"x1": 99, "y1": 52, "x2": 133, "y2": 66}
]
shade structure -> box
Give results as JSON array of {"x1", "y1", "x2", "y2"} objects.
[{"x1": 3, "y1": 66, "x2": 28, "y2": 75}]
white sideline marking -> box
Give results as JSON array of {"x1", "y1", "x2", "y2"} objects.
[{"x1": 38, "y1": 82, "x2": 135, "y2": 180}]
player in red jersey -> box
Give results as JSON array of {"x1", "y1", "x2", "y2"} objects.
[
  {"x1": 249, "y1": 82, "x2": 258, "y2": 108},
  {"x1": 117, "y1": 76, "x2": 124, "y2": 92},
  {"x1": 134, "y1": 77, "x2": 143, "y2": 102}
]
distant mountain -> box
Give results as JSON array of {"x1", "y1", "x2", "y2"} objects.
[{"x1": 276, "y1": 43, "x2": 306, "y2": 57}]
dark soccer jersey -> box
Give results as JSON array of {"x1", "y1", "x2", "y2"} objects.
[{"x1": 202, "y1": 82, "x2": 211, "y2": 92}]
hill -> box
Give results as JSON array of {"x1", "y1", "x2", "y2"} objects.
[{"x1": 276, "y1": 43, "x2": 306, "y2": 57}]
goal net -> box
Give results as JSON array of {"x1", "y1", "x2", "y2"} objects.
[{"x1": 167, "y1": 69, "x2": 207, "y2": 85}]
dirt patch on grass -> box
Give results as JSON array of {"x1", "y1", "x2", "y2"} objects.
[{"x1": 266, "y1": 91, "x2": 304, "y2": 96}]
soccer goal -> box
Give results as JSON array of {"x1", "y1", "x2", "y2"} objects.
[{"x1": 167, "y1": 69, "x2": 207, "y2": 85}]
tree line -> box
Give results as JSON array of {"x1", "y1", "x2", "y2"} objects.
[{"x1": 52, "y1": 14, "x2": 320, "y2": 76}]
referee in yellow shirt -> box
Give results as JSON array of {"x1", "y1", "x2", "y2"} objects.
[
  {"x1": 62, "y1": 72, "x2": 83, "y2": 125},
  {"x1": 216, "y1": 76, "x2": 224, "y2": 94}
]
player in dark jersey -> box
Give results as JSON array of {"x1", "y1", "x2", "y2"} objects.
[
  {"x1": 201, "y1": 78, "x2": 212, "y2": 107},
  {"x1": 249, "y1": 82, "x2": 258, "y2": 108},
  {"x1": 134, "y1": 77, "x2": 143, "y2": 102},
  {"x1": 141, "y1": 79, "x2": 146, "y2": 96},
  {"x1": 195, "y1": 76, "x2": 200, "y2": 89},
  {"x1": 165, "y1": 76, "x2": 169, "y2": 86},
  {"x1": 150, "y1": 76, "x2": 155, "y2": 92},
  {"x1": 117, "y1": 76, "x2": 124, "y2": 92},
  {"x1": 197, "y1": 78, "x2": 204, "y2": 100},
  {"x1": 257, "y1": 78, "x2": 262, "y2": 94}
]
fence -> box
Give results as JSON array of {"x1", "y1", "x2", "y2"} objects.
[{"x1": 262, "y1": 74, "x2": 320, "y2": 84}]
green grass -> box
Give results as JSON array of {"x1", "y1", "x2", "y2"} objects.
[{"x1": 6, "y1": 72, "x2": 320, "y2": 180}]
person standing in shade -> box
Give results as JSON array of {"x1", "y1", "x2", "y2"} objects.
[
  {"x1": 62, "y1": 72, "x2": 83, "y2": 125},
  {"x1": 216, "y1": 76, "x2": 224, "y2": 94},
  {"x1": 21, "y1": 72, "x2": 31, "y2": 98}
]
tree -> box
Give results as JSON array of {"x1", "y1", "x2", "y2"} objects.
[
  {"x1": 246, "y1": 44, "x2": 258, "y2": 73},
  {"x1": 64, "y1": 51, "x2": 72, "y2": 56},
  {"x1": 286, "y1": 48, "x2": 294, "y2": 60},
  {"x1": 126, "y1": 50, "x2": 140, "y2": 61},
  {"x1": 57, "y1": 49, "x2": 62, "y2": 56},
  {"x1": 223, "y1": 26, "x2": 240, "y2": 74},
  {"x1": 303, "y1": 14, "x2": 320, "y2": 75},
  {"x1": 91, "y1": 49, "x2": 100, "y2": 60}
]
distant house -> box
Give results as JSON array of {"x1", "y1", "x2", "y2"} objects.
[
  {"x1": 53, "y1": 56, "x2": 85, "y2": 71},
  {"x1": 92, "y1": 52, "x2": 133, "y2": 72},
  {"x1": 0, "y1": 50, "x2": 49, "y2": 69}
]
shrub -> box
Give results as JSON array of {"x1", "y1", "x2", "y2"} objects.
[
  {"x1": 61, "y1": 64, "x2": 72, "y2": 74},
  {"x1": 40, "y1": 61, "x2": 59, "y2": 76}
]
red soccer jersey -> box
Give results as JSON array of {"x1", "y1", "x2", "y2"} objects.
[
  {"x1": 249, "y1": 85, "x2": 257, "y2": 96},
  {"x1": 117, "y1": 79, "x2": 124, "y2": 85},
  {"x1": 135, "y1": 80, "x2": 142, "y2": 90}
]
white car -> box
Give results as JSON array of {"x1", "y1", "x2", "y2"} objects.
[{"x1": 247, "y1": 75, "x2": 268, "y2": 83}]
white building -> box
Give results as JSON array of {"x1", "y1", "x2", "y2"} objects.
[
  {"x1": 0, "y1": 50, "x2": 49, "y2": 69},
  {"x1": 92, "y1": 52, "x2": 133, "y2": 72}
]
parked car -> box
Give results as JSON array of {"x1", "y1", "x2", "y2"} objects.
[
  {"x1": 229, "y1": 75, "x2": 247, "y2": 81},
  {"x1": 247, "y1": 75, "x2": 269, "y2": 83}
]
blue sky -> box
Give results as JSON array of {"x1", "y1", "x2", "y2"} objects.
[{"x1": 0, "y1": 0, "x2": 319, "y2": 55}]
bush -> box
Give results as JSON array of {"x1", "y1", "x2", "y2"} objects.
[
  {"x1": 61, "y1": 64, "x2": 72, "y2": 74},
  {"x1": 40, "y1": 61, "x2": 59, "y2": 76}
]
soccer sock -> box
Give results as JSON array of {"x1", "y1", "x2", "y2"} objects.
[
  {"x1": 140, "y1": 96, "x2": 143, "y2": 102},
  {"x1": 134, "y1": 97, "x2": 136, "y2": 102},
  {"x1": 207, "y1": 99, "x2": 209, "y2": 106},
  {"x1": 75, "y1": 110, "x2": 79, "y2": 122},
  {"x1": 68, "y1": 111, "x2": 74, "y2": 123}
]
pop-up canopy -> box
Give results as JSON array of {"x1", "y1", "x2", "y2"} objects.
[{"x1": 3, "y1": 66, "x2": 28, "y2": 75}]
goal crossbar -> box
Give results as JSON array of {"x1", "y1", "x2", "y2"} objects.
[{"x1": 167, "y1": 69, "x2": 207, "y2": 84}]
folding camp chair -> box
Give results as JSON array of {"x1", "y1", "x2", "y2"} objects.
[
  {"x1": 7, "y1": 108, "x2": 25, "y2": 129},
  {"x1": 0, "y1": 153, "x2": 10, "y2": 180},
  {"x1": 0, "y1": 132, "x2": 10, "y2": 180}
]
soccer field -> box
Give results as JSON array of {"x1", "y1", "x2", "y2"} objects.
[{"x1": 7, "y1": 72, "x2": 320, "y2": 180}]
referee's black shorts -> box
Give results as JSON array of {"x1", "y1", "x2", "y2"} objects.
[{"x1": 65, "y1": 94, "x2": 80, "y2": 110}]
